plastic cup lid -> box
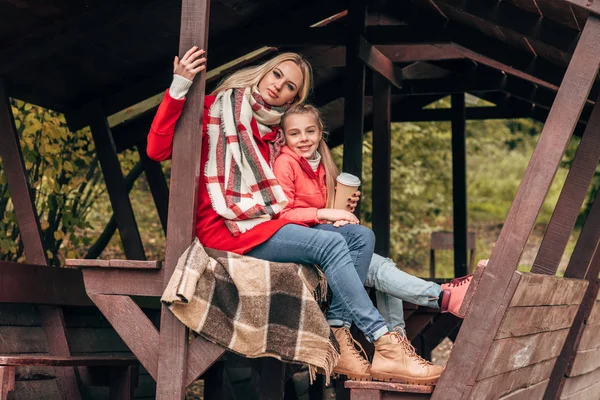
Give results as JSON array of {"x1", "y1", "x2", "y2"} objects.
[{"x1": 336, "y1": 172, "x2": 361, "y2": 186}]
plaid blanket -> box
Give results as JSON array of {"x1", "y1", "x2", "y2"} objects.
[
  {"x1": 205, "y1": 86, "x2": 289, "y2": 236},
  {"x1": 161, "y1": 238, "x2": 340, "y2": 380}
]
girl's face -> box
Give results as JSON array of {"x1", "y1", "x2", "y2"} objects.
[
  {"x1": 258, "y1": 61, "x2": 303, "y2": 107},
  {"x1": 283, "y1": 114, "x2": 322, "y2": 160}
]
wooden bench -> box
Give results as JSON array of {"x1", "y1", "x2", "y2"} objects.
[
  {"x1": 0, "y1": 355, "x2": 139, "y2": 400},
  {"x1": 0, "y1": 261, "x2": 153, "y2": 399},
  {"x1": 345, "y1": 381, "x2": 433, "y2": 399}
]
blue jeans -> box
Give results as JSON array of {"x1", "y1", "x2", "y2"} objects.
[
  {"x1": 247, "y1": 224, "x2": 388, "y2": 342},
  {"x1": 312, "y1": 224, "x2": 375, "y2": 328},
  {"x1": 366, "y1": 254, "x2": 442, "y2": 331}
]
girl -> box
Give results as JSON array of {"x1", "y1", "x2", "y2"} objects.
[
  {"x1": 147, "y1": 48, "x2": 443, "y2": 384},
  {"x1": 273, "y1": 104, "x2": 477, "y2": 376}
]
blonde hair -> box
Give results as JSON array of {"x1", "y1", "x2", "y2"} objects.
[
  {"x1": 212, "y1": 53, "x2": 313, "y2": 106},
  {"x1": 281, "y1": 104, "x2": 339, "y2": 208}
]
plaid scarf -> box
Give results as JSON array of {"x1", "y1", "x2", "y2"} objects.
[
  {"x1": 162, "y1": 239, "x2": 340, "y2": 381},
  {"x1": 205, "y1": 87, "x2": 288, "y2": 236}
]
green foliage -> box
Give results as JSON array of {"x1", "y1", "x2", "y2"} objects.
[{"x1": 0, "y1": 99, "x2": 103, "y2": 265}]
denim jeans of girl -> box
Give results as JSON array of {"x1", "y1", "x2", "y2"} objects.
[
  {"x1": 246, "y1": 223, "x2": 388, "y2": 342},
  {"x1": 366, "y1": 254, "x2": 442, "y2": 331},
  {"x1": 312, "y1": 223, "x2": 375, "y2": 328}
]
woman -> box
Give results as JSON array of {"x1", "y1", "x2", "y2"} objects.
[{"x1": 147, "y1": 47, "x2": 444, "y2": 384}]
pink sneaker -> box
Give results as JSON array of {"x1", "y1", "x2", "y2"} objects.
[{"x1": 440, "y1": 275, "x2": 473, "y2": 318}]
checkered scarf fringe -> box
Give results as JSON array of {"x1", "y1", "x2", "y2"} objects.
[
  {"x1": 205, "y1": 87, "x2": 288, "y2": 236},
  {"x1": 162, "y1": 238, "x2": 340, "y2": 382}
]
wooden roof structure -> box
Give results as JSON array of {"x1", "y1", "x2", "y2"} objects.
[{"x1": 2, "y1": 0, "x2": 600, "y2": 399}]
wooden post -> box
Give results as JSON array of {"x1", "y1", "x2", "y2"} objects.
[
  {"x1": 372, "y1": 73, "x2": 392, "y2": 257},
  {"x1": 343, "y1": 0, "x2": 367, "y2": 219},
  {"x1": 155, "y1": 0, "x2": 210, "y2": 398},
  {"x1": 431, "y1": 16, "x2": 600, "y2": 399},
  {"x1": 531, "y1": 92, "x2": 600, "y2": 275},
  {"x1": 0, "y1": 81, "x2": 47, "y2": 265},
  {"x1": 0, "y1": 82, "x2": 81, "y2": 399},
  {"x1": 88, "y1": 105, "x2": 146, "y2": 260},
  {"x1": 138, "y1": 140, "x2": 169, "y2": 234},
  {"x1": 451, "y1": 93, "x2": 468, "y2": 278}
]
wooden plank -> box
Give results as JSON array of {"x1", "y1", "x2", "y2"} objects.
[
  {"x1": 87, "y1": 103, "x2": 146, "y2": 261},
  {"x1": 561, "y1": 367, "x2": 600, "y2": 398},
  {"x1": 561, "y1": 380, "x2": 600, "y2": 400},
  {"x1": 65, "y1": 259, "x2": 161, "y2": 269},
  {"x1": 138, "y1": 140, "x2": 169, "y2": 234},
  {"x1": 156, "y1": 0, "x2": 210, "y2": 398},
  {"x1": 184, "y1": 337, "x2": 225, "y2": 388},
  {"x1": 405, "y1": 314, "x2": 434, "y2": 341},
  {"x1": 0, "y1": 261, "x2": 91, "y2": 306},
  {"x1": 0, "y1": 81, "x2": 46, "y2": 265},
  {"x1": 357, "y1": 37, "x2": 402, "y2": 89},
  {"x1": 82, "y1": 268, "x2": 164, "y2": 296},
  {"x1": 496, "y1": 305, "x2": 580, "y2": 339},
  {"x1": 586, "y1": 300, "x2": 600, "y2": 325},
  {"x1": 498, "y1": 379, "x2": 549, "y2": 400},
  {"x1": 478, "y1": 329, "x2": 569, "y2": 380},
  {"x1": 577, "y1": 323, "x2": 600, "y2": 351},
  {"x1": 509, "y1": 274, "x2": 588, "y2": 307},
  {"x1": 342, "y1": 0, "x2": 367, "y2": 220},
  {"x1": 0, "y1": 356, "x2": 137, "y2": 367},
  {"x1": 469, "y1": 358, "x2": 555, "y2": 399},
  {"x1": 564, "y1": 192, "x2": 600, "y2": 280},
  {"x1": 0, "y1": 366, "x2": 15, "y2": 398},
  {"x1": 88, "y1": 294, "x2": 159, "y2": 381},
  {"x1": 570, "y1": 346, "x2": 600, "y2": 377},
  {"x1": 532, "y1": 91, "x2": 600, "y2": 276},
  {"x1": 371, "y1": 72, "x2": 391, "y2": 257},
  {"x1": 345, "y1": 381, "x2": 433, "y2": 393},
  {"x1": 566, "y1": 0, "x2": 600, "y2": 16},
  {"x1": 451, "y1": 93, "x2": 468, "y2": 278}
]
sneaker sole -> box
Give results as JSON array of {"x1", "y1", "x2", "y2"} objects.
[{"x1": 370, "y1": 371, "x2": 440, "y2": 385}]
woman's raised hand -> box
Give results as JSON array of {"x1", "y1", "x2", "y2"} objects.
[
  {"x1": 173, "y1": 46, "x2": 207, "y2": 81},
  {"x1": 317, "y1": 209, "x2": 359, "y2": 225}
]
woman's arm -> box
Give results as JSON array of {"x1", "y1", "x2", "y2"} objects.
[{"x1": 146, "y1": 47, "x2": 207, "y2": 161}]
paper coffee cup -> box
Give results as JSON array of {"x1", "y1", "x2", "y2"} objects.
[{"x1": 333, "y1": 173, "x2": 361, "y2": 210}]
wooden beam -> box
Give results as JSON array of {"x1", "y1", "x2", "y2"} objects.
[
  {"x1": 431, "y1": 15, "x2": 600, "y2": 399},
  {"x1": 566, "y1": 0, "x2": 600, "y2": 16},
  {"x1": 87, "y1": 104, "x2": 146, "y2": 260},
  {"x1": 342, "y1": 0, "x2": 367, "y2": 219},
  {"x1": 138, "y1": 140, "x2": 169, "y2": 234},
  {"x1": 390, "y1": 105, "x2": 534, "y2": 121},
  {"x1": 531, "y1": 92, "x2": 600, "y2": 275},
  {"x1": 0, "y1": 81, "x2": 47, "y2": 265},
  {"x1": 371, "y1": 73, "x2": 392, "y2": 257},
  {"x1": 451, "y1": 93, "x2": 468, "y2": 278},
  {"x1": 435, "y1": 0, "x2": 579, "y2": 53},
  {"x1": 358, "y1": 37, "x2": 403, "y2": 89},
  {"x1": 156, "y1": 0, "x2": 210, "y2": 398}
]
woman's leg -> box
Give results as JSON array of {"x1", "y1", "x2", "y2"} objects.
[
  {"x1": 312, "y1": 224, "x2": 375, "y2": 328},
  {"x1": 247, "y1": 224, "x2": 387, "y2": 342},
  {"x1": 365, "y1": 254, "x2": 441, "y2": 331}
]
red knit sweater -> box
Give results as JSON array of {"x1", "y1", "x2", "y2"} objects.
[{"x1": 146, "y1": 90, "x2": 294, "y2": 254}]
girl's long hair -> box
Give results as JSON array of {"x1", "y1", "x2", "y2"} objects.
[
  {"x1": 211, "y1": 53, "x2": 313, "y2": 106},
  {"x1": 281, "y1": 105, "x2": 338, "y2": 208}
]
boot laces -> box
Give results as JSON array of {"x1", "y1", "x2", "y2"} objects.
[
  {"x1": 447, "y1": 274, "x2": 472, "y2": 287},
  {"x1": 341, "y1": 329, "x2": 370, "y2": 367},
  {"x1": 390, "y1": 330, "x2": 433, "y2": 367}
]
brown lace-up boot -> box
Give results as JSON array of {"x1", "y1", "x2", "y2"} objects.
[
  {"x1": 370, "y1": 331, "x2": 444, "y2": 385},
  {"x1": 331, "y1": 327, "x2": 371, "y2": 381}
]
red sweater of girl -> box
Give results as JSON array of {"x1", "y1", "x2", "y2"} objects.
[{"x1": 146, "y1": 91, "x2": 294, "y2": 254}]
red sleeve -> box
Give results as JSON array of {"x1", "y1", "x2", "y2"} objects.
[
  {"x1": 273, "y1": 155, "x2": 319, "y2": 225},
  {"x1": 146, "y1": 89, "x2": 186, "y2": 161}
]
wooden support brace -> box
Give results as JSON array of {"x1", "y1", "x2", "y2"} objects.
[
  {"x1": 138, "y1": 139, "x2": 169, "y2": 234},
  {"x1": 358, "y1": 36, "x2": 402, "y2": 89},
  {"x1": 532, "y1": 91, "x2": 600, "y2": 276},
  {"x1": 432, "y1": 17, "x2": 600, "y2": 399},
  {"x1": 451, "y1": 93, "x2": 468, "y2": 278},
  {"x1": 0, "y1": 366, "x2": 15, "y2": 400},
  {"x1": 86, "y1": 104, "x2": 146, "y2": 260}
]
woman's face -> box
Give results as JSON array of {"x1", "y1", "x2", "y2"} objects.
[
  {"x1": 258, "y1": 61, "x2": 304, "y2": 107},
  {"x1": 283, "y1": 113, "x2": 322, "y2": 160}
]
